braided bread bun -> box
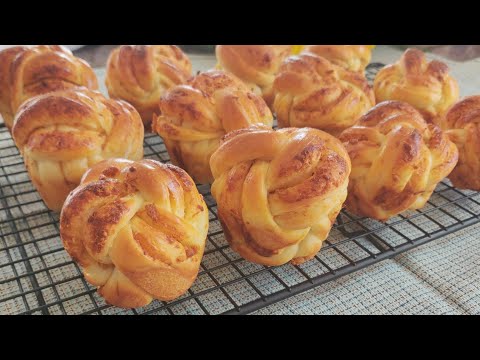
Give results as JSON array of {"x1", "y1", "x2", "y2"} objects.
[
  {"x1": 12, "y1": 88, "x2": 144, "y2": 211},
  {"x1": 210, "y1": 125, "x2": 351, "y2": 266},
  {"x1": 442, "y1": 96, "x2": 480, "y2": 190},
  {"x1": 273, "y1": 52, "x2": 375, "y2": 137},
  {"x1": 374, "y1": 48, "x2": 459, "y2": 124},
  {"x1": 339, "y1": 101, "x2": 458, "y2": 221},
  {"x1": 60, "y1": 159, "x2": 208, "y2": 308},
  {"x1": 215, "y1": 45, "x2": 293, "y2": 106},
  {"x1": 303, "y1": 45, "x2": 373, "y2": 73},
  {"x1": 153, "y1": 70, "x2": 273, "y2": 184},
  {"x1": 0, "y1": 45, "x2": 98, "y2": 131},
  {"x1": 106, "y1": 45, "x2": 192, "y2": 127}
]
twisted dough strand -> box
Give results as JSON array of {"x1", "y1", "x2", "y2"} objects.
[
  {"x1": 340, "y1": 101, "x2": 458, "y2": 221},
  {"x1": 60, "y1": 159, "x2": 208, "y2": 308},
  {"x1": 106, "y1": 45, "x2": 191, "y2": 127},
  {"x1": 12, "y1": 88, "x2": 144, "y2": 211},
  {"x1": 273, "y1": 52, "x2": 375, "y2": 136},
  {"x1": 154, "y1": 70, "x2": 273, "y2": 184},
  {"x1": 210, "y1": 125, "x2": 351, "y2": 266},
  {"x1": 215, "y1": 45, "x2": 293, "y2": 106},
  {"x1": 0, "y1": 45, "x2": 98, "y2": 131},
  {"x1": 374, "y1": 48, "x2": 459, "y2": 124}
]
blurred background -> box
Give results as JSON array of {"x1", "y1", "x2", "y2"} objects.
[
  {"x1": 2, "y1": 45, "x2": 479, "y2": 67},
  {"x1": 75, "y1": 45, "x2": 480, "y2": 67}
]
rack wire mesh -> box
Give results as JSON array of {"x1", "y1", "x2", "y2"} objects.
[{"x1": 1, "y1": 63, "x2": 480, "y2": 315}]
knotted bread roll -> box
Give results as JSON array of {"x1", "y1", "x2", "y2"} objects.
[
  {"x1": 60, "y1": 158, "x2": 208, "y2": 308},
  {"x1": 339, "y1": 101, "x2": 458, "y2": 221},
  {"x1": 0, "y1": 45, "x2": 98, "y2": 131},
  {"x1": 215, "y1": 45, "x2": 293, "y2": 106},
  {"x1": 374, "y1": 48, "x2": 459, "y2": 124},
  {"x1": 210, "y1": 125, "x2": 351, "y2": 266},
  {"x1": 273, "y1": 52, "x2": 375, "y2": 137},
  {"x1": 106, "y1": 45, "x2": 192, "y2": 127},
  {"x1": 442, "y1": 96, "x2": 480, "y2": 190},
  {"x1": 153, "y1": 70, "x2": 273, "y2": 184},
  {"x1": 12, "y1": 88, "x2": 144, "y2": 211},
  {"x1": 303, "y1": 45, "x2": 373, "y2": 74}
]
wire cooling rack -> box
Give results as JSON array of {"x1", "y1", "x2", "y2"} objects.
[{"x1": 2, "y1": 63, "x2": 480, "y2": 315}]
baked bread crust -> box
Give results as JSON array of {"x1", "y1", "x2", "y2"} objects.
[
  {"x1": 106, "y1": 45, "x2": 192, "y2": 127},
  {"x1": 374, "y1": 48, "x2": 459, "y2": 124},
  {"x1": 273, "y1": 52, "x2": 375, "y2": 137},
  {"x1": 12, "y1": 88, "x2": 144, "y2": 211},
  {"x1": 442, "y1": 96, "x2": 480, "y2": 190},
  {"x1": 215, "y1": 45, "x2": 292, "y2": 106},
  {"x1": 210, "y1": 125, "x2": 351, "y2": 266},
  {"x1": 60, "y1": 158, "x2": 208, "y2": 308},
  {"x1": 153, "y1": 70, "x2": 273, "y2": 184},
  {"x1": 304, "y1": 45, "x2": 373, "y2": 74},
  {"x1": 340, "y1": 101, "x2": 458, "y2": 221},
  {"x1": 0, "y1": 45, "x2": 98, "y2": 131}
]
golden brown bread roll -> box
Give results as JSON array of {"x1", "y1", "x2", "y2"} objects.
[
  {"x1": 210, "y1": 125, "x2": 351, "y2": 266},
  {"x1": 215, "y1": 45, "x2": 293, "y2": 106},
  {"x1": 374, "y1": 48, "x2": 459, "y2": 124},
  {"x1": 0, "y1": 45, "x2": 98, "y2": 131},
  {"x1": 442, "y1": 96, "x2": 480, "y2": 190},
  {"x1": 12, "y1": 88, "x2": 144, "y2": 211},
  {"x1": 105, "y1": 45, "x2": 192, "y2": 127},
  {"x1": 60, "y1": 158, "x2": 208, "y2": 308},
  {"x1": 339, "y1": 101, "x2": 458, "y2": 221},
  {"x1": 153, "y1": 70, "x2": 273, "y2": 184},
  {"x1": 273, "y1": 52, "x2": 375, "y2": 137},
  {"x1": 303, "y1": 45, "x2": 373, "y2": 74}
]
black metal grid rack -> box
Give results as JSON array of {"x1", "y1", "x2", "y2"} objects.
[{"x1": 1, "y1": 64, "x2": 480, "y2": 315}]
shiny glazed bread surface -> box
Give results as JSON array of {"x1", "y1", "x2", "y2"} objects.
[
  {"x1": 374, "y1": 48, "x2": 459, "y2": 124},
  {"x1": 153, "y1": 70, "x2": 273, "y2": 184},
  {"x1": 273, "y1": 52, "x2": 375, "y2": 137},
  {"x1": 0, "y1": 45, "x2": 98, "y2": 131},
  {"x1": 210, "y1": 126, "x2": 351, "y2": 266},
  {"x1": 12, "y1": 88, "x2": 144, "y2": 211},
  {"x1": 60, "y1": 159, "x2": 208, "y2": 308},
  {"x1": 304, "y1": 45, "x2": 373, "y2": 74},
  {"x1": 340, "y1": 101, "x2": 458, "y2": 221},
  {"x1": 215, "y1": 45, "x2": 293, "y2": 106}
]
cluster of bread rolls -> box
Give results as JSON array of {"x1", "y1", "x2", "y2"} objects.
[
  {"x1": 0, "y1": 45, "x2": 207, "y2": 308},
  {"x1": 205, "y1": 46, "x2": 462, "y2": 259},
  {"x1": 0, "y1": 45, "x2": 98, "y2": 131},
  {"x1": 1, "y1": 44, "x2": 477, "y2": 310}
]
